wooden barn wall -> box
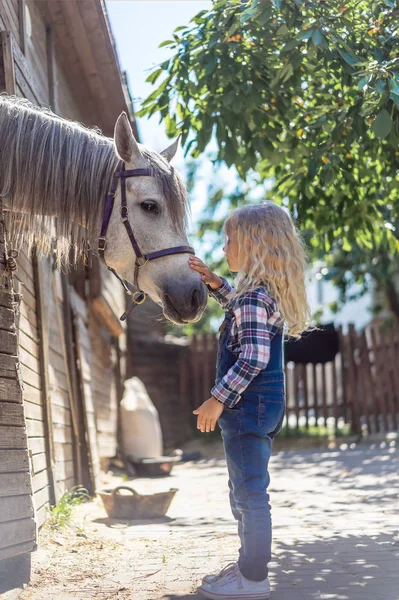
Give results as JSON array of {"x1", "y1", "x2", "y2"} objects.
[
  {"x1": 89, "y1": 312, "x2": 119, "y2": 459},
  {"x1": 15, "y1": 250, "x2": 50, "y2": 530},
  {"x1": 70, "y1": 291, "x2": 101, "y2": 483},
  {"x1": 1, "y1": 0, "x2": 126, "y2": 540}
]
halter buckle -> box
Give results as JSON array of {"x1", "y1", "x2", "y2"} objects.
[
  {"x1": 136, "y1": 256, "x2": 149, "y2": 268},
  {"x1": 98, "y1": 237, "x2": 107, "y2": 252},
  {"x1": 120, "y1": 206, "x2": 128, "y2": 222}
]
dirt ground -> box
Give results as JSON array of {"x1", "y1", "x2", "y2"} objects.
[{"x1": 18, "y1": 436, "x2": 399, "y2": 600}]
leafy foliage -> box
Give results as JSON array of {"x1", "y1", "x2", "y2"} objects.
[{"x1": 139, "y1": 0, "x2": 399, "y2": 252}]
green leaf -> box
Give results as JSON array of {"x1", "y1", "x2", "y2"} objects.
[
  {"x1": 258, "y1": 6, "x2": 272, "y2": 26},
  {"x1": 158, "y1": 40, "x2": 175, "y2": 48},
  {"x1": 337, "y1": 47, "x2": 358, "y2": 67},
  {"x1": 146, "y1": 69, "x2": 163, "y2": 84},
  {"x1": 297, "y1": 29, "x2": 312, "y2": 41},
  {"x1": 311, "y1": 29, "x2": 323, "y2": 46},
  {"x1": 372, "y1": 109, "x2": 393, "y2": 139}
]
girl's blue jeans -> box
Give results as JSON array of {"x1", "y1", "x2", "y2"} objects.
[{"x1": 218, "y1": 383, "x2": 285, "y2": 582}]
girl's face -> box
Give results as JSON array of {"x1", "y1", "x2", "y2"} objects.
[{"x1": 223, "y1": 230, "x2": 240, "y2": 272}]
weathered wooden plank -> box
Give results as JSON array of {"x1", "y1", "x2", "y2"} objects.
[
  {"x1": 0, "y1": 353, "x2": 18, "y2": 378},
  {"x1": 20, "y1": 363, "x2": 41, "y2": 390},
  {"x1": 55, "y1": 460, "x2": 74, "y2": 482},
  {"x1": 0, "y1": 305, "x2": 16, "y2": 331},
  {"x1": 0, "y1": 425, "x2": 27, "y2": 449},
  {"x1": 18, "y1": 0, "x2": 27, "y2": 55},
  {"x1": 0, "y1": 494, "x2": 34, "y2": 523},
  {"x1": 0, "y1": 539, "x2": 36, "y2": 561},
  {"x1": 35, "y1": 502, "x2": 49, "y2": 529},
  {"x1": 19, "y1": 344, "x2": 41, "y2": 374},
  {"x1": 51, "y1": 403, "x2": 72, "y2": 427},
  {"x1": 22, "y1": 381, "x2": 42, "y2": 406},
  {"x1": 25, "y1": 417, "x2": 45, "y2": 438},
  {"x1": 0, "y1": 292, "x2": 14, "y2": 310},
  {"x1": 33, "y1": 252, "x2": 57, "y2": 504},
  {"x1": 1, "y1": 31, "x2": 16, "y2": 94},
  {"x1": 33, "y1": 485, "x2": 50, "y2": 514},
  {"x1": 32, "y1": 452, "x2": 47, "y2": 475},
  {"x1": 54, "y1": 442, "x2": 74, "y2": 464},
  {"x1": 18, "y1": 328, "x2": 40, "y2": 360},
  {"x1": 52, "y1": 423, "x2": 73, "y2": 444},
  {"x1": 89, "y1": 297, "x2": 124, "y2": 337},
  {"x1": 18, "y1": 312, "x2": 39, "y2": 345},
  {"x1": 32, "y1": 469, "x2": 48, "y2": 495},
  {"x1": 23, "y1": 399, "x2": 43, "y2": 421},
  {"x1": 49, "y1": 385, "x2": 70, "y2": 409},
  {"x1": 0, "y1": 449, "x2": 30, "y2": 474},
  {"x1": 0, "y1": 472, "x2": 32, "y2": 497},
  {"x1": 0, "y1": 517, "x2": 36, "y2": 549},
  {"x1": 0, "y1": 329, "x2": 18, "y2": 355},
  {"x1": 0, "y1": 401, "x2": 24, "y2": 426},
  {"x1": 28, "y1": 436, "x2": 46, "y2": 456}
]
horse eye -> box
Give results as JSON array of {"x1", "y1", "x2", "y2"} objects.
[{"x1": 140, "y1": 201, "x2": 158, "y2": 214}]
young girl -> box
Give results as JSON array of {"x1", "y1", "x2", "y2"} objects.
[{"x1": 189, "y1": 203, "x2": 311, "y2": 600}]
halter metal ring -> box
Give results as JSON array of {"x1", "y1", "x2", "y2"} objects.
[{"x1": 132, "y1": 291, "x2": 146, "y2": 305}]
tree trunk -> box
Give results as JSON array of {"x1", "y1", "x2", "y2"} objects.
[{"x1": 384, "y1": 278, "x2": 399, "y2": 321}]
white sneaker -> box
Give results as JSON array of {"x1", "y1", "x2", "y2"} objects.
[
  {"x1": 202, "y1": 562, "x2": 238, "y2": 585},
  {"x1": 198, "y1": 562, "x2": 271, "y2": 599}
]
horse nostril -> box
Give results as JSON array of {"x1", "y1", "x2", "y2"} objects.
[{"x1": 190, "y1": 287, "x2": 199, "y2": 310}]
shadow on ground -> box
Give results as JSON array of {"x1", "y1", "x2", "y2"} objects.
[{"x1": 162, "y1": 531, "x2": 399, "y2": 600}]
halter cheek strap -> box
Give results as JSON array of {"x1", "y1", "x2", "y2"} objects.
[{"x1": 99, "y1": 160, "x2": 194, "y2": 321}]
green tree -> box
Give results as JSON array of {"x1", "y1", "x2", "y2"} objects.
[{"x1": 138, "y1": 0, "x2": 399, "y2": 255}]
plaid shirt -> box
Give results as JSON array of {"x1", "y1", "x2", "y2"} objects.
[{"x1": 209, "y1": 278, "x2": 283, "y2": 408}]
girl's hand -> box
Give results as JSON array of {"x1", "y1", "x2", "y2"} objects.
[
  {"x1": 193, "y1": 397, "x2": 224, "y2": 433},
  {"x1": 188, "y1": 256, "x2": 223, "y2": 290}
]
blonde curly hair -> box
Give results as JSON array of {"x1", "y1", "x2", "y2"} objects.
[{"x1": 224, "y1": 202, "x2": 311, "y2": 338}]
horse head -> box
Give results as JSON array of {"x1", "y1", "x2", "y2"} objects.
[{"x1": 103, "y1": 112, "x2": 207, "y2": 325}]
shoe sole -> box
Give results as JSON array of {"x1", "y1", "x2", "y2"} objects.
[{"x1": 198, "y1": 588, "x2": 271, "y2": 600}]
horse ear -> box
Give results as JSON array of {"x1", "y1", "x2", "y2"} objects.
[
  {"x1": 114, "y1": 112, "x2": 142, "y2": 163},
  {"x1": 160, "y1": 134, "x2": 181, "y2": 163}
]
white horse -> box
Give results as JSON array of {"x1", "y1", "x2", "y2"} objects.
[{"x1": 0, "y1": 95, "x2": 206, "y2": 324}]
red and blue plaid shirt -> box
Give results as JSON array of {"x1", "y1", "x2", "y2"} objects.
[{"x1": 209, "y1": 278, "x2": 283, "y2": 408}]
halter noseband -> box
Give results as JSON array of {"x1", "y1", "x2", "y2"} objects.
[{"x1": 99, "y1": 160, "x2": 194, "y2": 321}]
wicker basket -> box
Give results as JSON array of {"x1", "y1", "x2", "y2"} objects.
[{"x1": 98, "y1": 486, "x2": 178, "y2": 519}]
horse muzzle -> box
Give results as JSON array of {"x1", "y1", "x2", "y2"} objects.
[{"x1": 162, "y1": 279, "x2": 207, "y2": 324}]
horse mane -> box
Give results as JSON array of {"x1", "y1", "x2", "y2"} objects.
[{"x1": 0, "y1": 95, "x2": 188, "y2": 266}]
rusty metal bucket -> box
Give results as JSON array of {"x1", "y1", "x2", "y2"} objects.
[{"x1": 98, "y1": 486, "x2": 178, "y2": 519}]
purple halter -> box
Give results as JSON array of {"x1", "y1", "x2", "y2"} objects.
[{"x1": 99, "y1": 160, "x2": 194, "y2": 320}]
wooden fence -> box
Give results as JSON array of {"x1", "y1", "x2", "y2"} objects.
[{"x1": 185, "y1": 322, "x2": 399, "y2": 436}]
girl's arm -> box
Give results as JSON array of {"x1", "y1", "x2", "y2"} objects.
[{"x1": 211, "y1": 292, "x2": 281, "y2": 407}]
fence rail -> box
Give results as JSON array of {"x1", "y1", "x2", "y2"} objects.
[{"x1": 185, "y1": 322, "x2": 399, "y2": 436}]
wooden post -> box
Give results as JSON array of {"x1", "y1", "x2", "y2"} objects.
[
  {"x1": 0, "y1": 31, "x2": 16, "y2": 94},
  {"x1": 32, "y1": 252, "x2": 57, "y2": 506},
  {"x1": 312, "y1": 363, "x2": 318, "y2": 427},
  {"x1": 321, "y1": 363, "x2": 328, "y2": 427},
  {"x1": 294, "y1": 363, "x2": 300, "y2": 433},
  {"x1": 358, "y1": 330, "x2": 373, "y2": 434},
  {"x1": 387, "y1": 326, "x2": 399, "y2": 423},
  {"x1": 369, "y1": 325, "x2": 389, "y2": 432},
  {"x1": 52, "y1": 270, "x2": 82, "y2": 487},
  {"x1": 332, "y1": 356, "x2": 339, "y2": 430},
  {"x1": 379, "y1": 325, "x2": 398, "y2": 431},
  {"x1": 348, "y1": 324, "x2": 362, "y2": 435},
  {"x1": 303, "y1": 363, "x2": 309, "y2": 429},
  {"x1": 18, "y1": 0, "x2": 27, "y2": 56}
]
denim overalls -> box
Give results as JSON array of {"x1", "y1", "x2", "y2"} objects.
[{"x1": 217, "y1": 308, "x2": 285, "y2": 582}]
